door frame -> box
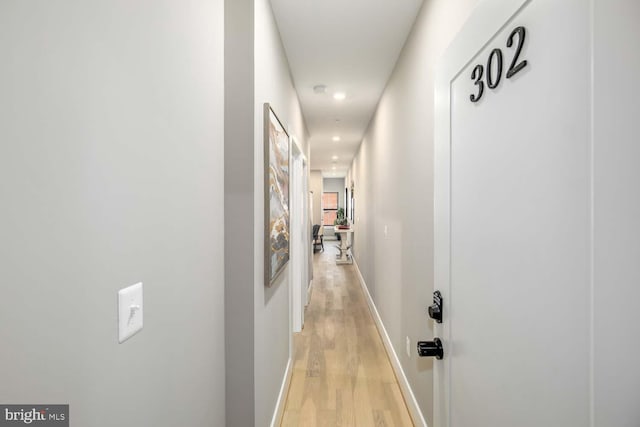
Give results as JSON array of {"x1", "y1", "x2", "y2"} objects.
[
  {"x1": 433, "y1": 0, "x2": 531, "y2": 425},
  {"x1": 289, "y1": 136, "x2": 309, "y2": 334}
]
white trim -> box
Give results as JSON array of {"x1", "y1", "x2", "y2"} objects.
[
  {"x1": 353, "y1": 260, "x2": 428, "y2": 427},
  {"x1": 306, "y1": 279, "x2": 312, "y2": 307},
  {"x1": 290, "y1": 136, "x2": 309, "y2": 334},
  {"x1": 270, "y1": 357, "x2": 293, "y2": 427},
  {"x1": 588, "y1": 2, "x2": 595, "y2": 426},
  {"x1": 290, "y1": 144, "x2": 303, "y2": 333}
]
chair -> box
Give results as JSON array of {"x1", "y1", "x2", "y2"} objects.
[{"x1": 312, "y1": 224, "x2": 324, "y2": 252}]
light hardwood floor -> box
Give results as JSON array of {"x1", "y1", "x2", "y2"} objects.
[{"x1": 281, "y1": 245, "x2": 414, "y2": 427}]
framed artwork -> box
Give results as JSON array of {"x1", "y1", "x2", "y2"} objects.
[
  {"x1": 345, "y1": 187, "x2": 350, "y2": 221},
  {"x1": 350, "y1": 182, "x2": 355, "y2": 223},
  {"x1": 264, "y1": 103, "x2": 290, "y2": 287}
]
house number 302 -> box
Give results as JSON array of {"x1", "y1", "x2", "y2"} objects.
[{"x1": 470, "y1": 26, "x2": 528, "y2": 103}]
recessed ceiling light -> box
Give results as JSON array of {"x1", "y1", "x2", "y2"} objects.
[
  {"x1": 333, "y1": 92, "x2": 346, "y2": 101},
  {"x1": 332, "y1": 166, "x2": 336, "y2": 170},
  {"x1": 332, "y1": 136, "x2": 340, "y2": 142},
  {"x1": 332, "y1": 155, "x2": 338, "y2": 160},
  {"x1": 313, "y1": 84, "x2": 327, "y2": 94}
]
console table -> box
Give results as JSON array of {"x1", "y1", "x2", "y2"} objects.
[{"x1": 333, "y1": 227, "x2": 354, "y2": 265}]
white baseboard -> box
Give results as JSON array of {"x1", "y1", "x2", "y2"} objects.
[
  {"x1": 270, "y1": 357, "x2": 293, "y2": 427},
  {"x1": 353, "y1": 260, "x2": 428, "y2": 427}
]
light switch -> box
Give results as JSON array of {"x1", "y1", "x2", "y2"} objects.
[{"x1": 118, "y1": 282, "x2": 143, "y2": 343}]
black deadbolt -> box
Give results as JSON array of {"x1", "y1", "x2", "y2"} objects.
[
  {"x1": 417, "y1": 338, "x2": 444, "y2": 359},
  {"x1": 428, "y1": 290, "x2": 443, "y2": 323}
]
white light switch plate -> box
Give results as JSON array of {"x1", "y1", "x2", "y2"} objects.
[{"x1": 118, "y1": 282, "x2": 143, "y2": 343}]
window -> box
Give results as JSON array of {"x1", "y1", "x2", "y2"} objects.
[{"x1": 322, "y1": 192, "x2": 338, "y2": 225}]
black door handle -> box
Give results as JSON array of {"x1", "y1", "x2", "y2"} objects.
[
  {"x1": 428, "y1": 291, "x2": 443, "y2": 323},
  {"x1": 417, "y1": 338, "x2": 444, "y2": 359}
]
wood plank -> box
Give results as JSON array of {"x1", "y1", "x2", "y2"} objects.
[{"x1": 280, "y1": 246, "x2": 414, "y2": 427}]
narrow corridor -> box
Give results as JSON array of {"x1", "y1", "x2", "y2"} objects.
[{"x1": 281, "y1": 245, "x2": 414, "y2": 426}]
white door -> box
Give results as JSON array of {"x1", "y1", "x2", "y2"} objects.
[{"x1": 434, "y1": 0, "x2": 592, "y2": 425}]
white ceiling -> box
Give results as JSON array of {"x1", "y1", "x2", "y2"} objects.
[{"x1": 270, "y1": 0, "x2": 424, "y2": 177}]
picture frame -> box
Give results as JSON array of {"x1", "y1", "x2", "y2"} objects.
[
  {"x1": 350, "y1": 182, "x2": 355, "y2": 223},
  {"x1": 264, "y1": 103, "x2": 290, "y2": 287},
  {"x1": 345, "y1": 187, "x2": 350, "y2": 221}
]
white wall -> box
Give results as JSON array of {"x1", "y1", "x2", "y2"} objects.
[
  {"x1": 225, "y1": 0, "x2": 308, "y2": 424},
  {"x1": 347, "y1": 0, "x2": 479, "y2": 423},
  {"x1": 323, "y1": 177, "x2": 346, "y2": 209},
  {"x1": 225, "y1": 0, "x2": 256, "y2": 425},
  {"x1": 0, "y1": 1, "x2": 225, "y2": 426},
  {"x1": 253, "y1": 0, "x2": 309, "y2": 425}
]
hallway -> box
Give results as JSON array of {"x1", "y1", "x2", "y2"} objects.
[
  {"x1": 281, "y1": 245, "x2": 414, "y2": 426},
  {"x1": 2, "y1": 1, "x2": 639, "y2": 426}
]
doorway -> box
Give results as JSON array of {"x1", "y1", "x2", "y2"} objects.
[{"x1": 290, "y1": 138, "x2": 310, "y2": 333}]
